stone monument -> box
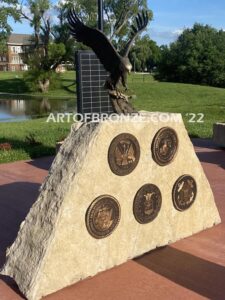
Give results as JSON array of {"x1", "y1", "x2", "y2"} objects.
[{"x1": 1, "y1": 112, "x2": 221, "y2": 300}]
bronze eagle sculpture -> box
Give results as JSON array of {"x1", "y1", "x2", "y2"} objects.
[{"x1": 68, "y1": 9, "x2": 149, "y2": 91}]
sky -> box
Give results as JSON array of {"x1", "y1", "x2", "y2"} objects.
[
  {"x1": 9, "y1": 0, "x2": 225, "y2": 46},
  {"x1": 148, "y1": 0, "x2": 225, "y2": 44}
]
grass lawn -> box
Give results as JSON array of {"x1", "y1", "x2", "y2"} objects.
[
  {"x1": 127, "y1": 74, "x2": 225, "y2": 138},
  {"x1": 0, "y1": 71, "x2": 224, "y2": 163},
  {"x1": 0, "y1": 118, "x2": 72, "y2": 163},
  {"x1": 0, "y1": 71, "x2": 76, "y2": 98}
]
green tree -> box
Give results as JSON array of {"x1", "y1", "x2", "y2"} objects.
[
  {"x1": 54, "y1": 0, "x2": 152, "y2": 51},
  {"x1": 53, "y1": 0, "x2": 153, "y2": 75},
  {"x1": 1, "y1": 0, "x2": 153, "y2": 91},
  {"x1": 51, "y1": 0, "x2": 81, "y2": 64},
  {"x1": 20, "y1": 0, "x2": 99, "y2": 92},
  {"x1": 103, "y1": 0, "x2": 149, "y2": 39},
  {"x1": 157, "y1": 24, "x2": 225, "y2": 88},
  {"x1": 19, "y1": 0, "x2": 67, "y2": 92},
  {"x1": 129, "y1": 35, "x2": 161, "y2": 72},
  {"x1": 0, "y1": 0, "x2": 20, "y2": 53},
  {"x1": 20, "y1": 0, "x2": 51, "y2": 50},
  {"x1": 24, "y1": 43, "x2": 66, "y2": 92}
]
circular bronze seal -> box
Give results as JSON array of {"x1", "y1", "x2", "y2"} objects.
[
  {"x1": 85, "y1": 195, "x2": 121, "y2": 239},
  {"x1": 151, "y1": 127, "x2": 178, "y2": 166},
  {"x1": 108, "y1": 133, "x2": 140, "y2": 176},
  {"x1": 133, "y1": 184, "x2": 162, "y2": 224},
  {"x1": 172, "y1": 175, "x2": 197, "y2": 211}
]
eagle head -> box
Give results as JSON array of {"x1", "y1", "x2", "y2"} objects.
[{"x1": 122, "y1": 57, "x2": 132, "y2": 73}]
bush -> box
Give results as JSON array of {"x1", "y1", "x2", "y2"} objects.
[
  {"x1": 24, "y1": 69, "x2": 61, "y2": 93},
  {"x1": 23, "y1": 43, "x2": 65, "y2": 92},
  {"x1": 156, "y1": 24, "x2": 225, "y2": 88}
]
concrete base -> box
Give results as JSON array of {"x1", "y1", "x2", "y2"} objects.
[
  {"x1": 1, "y1": 113, "x2": 221, "y2": 300},
  {"x1": 213, "y1": 123, "x2": 225, "y2": 147}
]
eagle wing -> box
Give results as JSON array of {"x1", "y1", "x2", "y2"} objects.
[
  {"x1": 68, "y1": 9, "x2": 121, "y2": 73},
  {"x1": 121, "y1": 10, "x2": 149, "y2": 57}
]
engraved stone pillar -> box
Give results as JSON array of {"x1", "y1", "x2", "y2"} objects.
[{"x1": 1, "y1": 112, "x2": 221, "y2": 300}]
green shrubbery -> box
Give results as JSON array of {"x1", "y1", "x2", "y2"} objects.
[
  {"x1": 23, "y1": 69, "x2": 61, "y2": 93},
  {"x1": 23, "y1": 43, "x2": 65, "y2": 92},
  {"x1": 129, "y1": 36, "x2": 161, "y2": 72},
  {"x1": 156, "y1": 24, "x2": 225, "y2": 88}
]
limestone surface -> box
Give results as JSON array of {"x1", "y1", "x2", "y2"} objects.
[
  {"x1": 213, "y1": 123, "x2": 225, "y2": 147},
  {"x1": 1, "y1": 112, "x2": 221, "y2": 300}
]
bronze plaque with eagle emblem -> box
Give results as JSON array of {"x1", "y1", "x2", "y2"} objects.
[
  {"x1": 85, "y1": 195, "x2": 121, "y2": 239},
  {"x1": 172, "y1": 175, "x2": 197, "y2": 211},
  {"x1": 151, "y1": 127, "x2": 178, "y2": 166},
  {"x1": 133, "y1": 184, "x2": 162, "y2": 224},
  {"x1": 108, "y1": 133, "x2": 140, "y2": 176}
]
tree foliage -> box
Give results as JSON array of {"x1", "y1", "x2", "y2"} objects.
[
  {"x1": 23, "y1": 43, "x2": 66, "y2": 92},
  {"x1": 103, "y1": 0, "x2": 149, "y2": 40},
  {"x1": 0, "y1": 0, "x2": 20, "y2": 52},
  {"x1": 53, "y1": 0, "x2": 152, "y2": 52},
  {"x1": 129, "y1": 35, "x2": 161, "y2": 72},
  {"x1": 18, "y1": 0, "x2": 67, "y2": 92},
  {"x1": 58, "y1": 0, "x2": 150, "y2": 41},
  {"x1": 156, "y1": 24, "x2": 225, "y2": 88},
  {"x1": 25, "y1": 0, "x2": 152, "y2": 91},
  {"x1": 52, "y1": 0, "x2": 82, "y2": 63},
  {"x1": 1, "y1": 0, "x2": 153, "y2": 91}
]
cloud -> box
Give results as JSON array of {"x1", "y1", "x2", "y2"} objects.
[
  {"x1": 56, "y1": 0, "x2": 69, "y2": 7},
  {"x1": 149, "y1": 27, "x2": 184, "y2": 45},
  {"x1": 172, "y1": 29, "x2": 184, "y2": 35}
]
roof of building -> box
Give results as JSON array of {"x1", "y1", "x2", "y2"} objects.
[{"x1": 7, "y1": 34, "x2": 34, "y2": 45}]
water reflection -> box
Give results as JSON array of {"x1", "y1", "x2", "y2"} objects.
[{"x1": 0, "y1": 97, "x2": 76, "y2": 122}]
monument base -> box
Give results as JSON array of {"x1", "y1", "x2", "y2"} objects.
[
  {"x1": 213, "y1": 123, "x2": 225, "y2": 147},
  {"x1": 1, "y1": 112, "x2": 221, "y2": 300}
]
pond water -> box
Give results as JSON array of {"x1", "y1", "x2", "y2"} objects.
[{"x1": 0, "y1": 96, "x2": 76, "y2": 122}]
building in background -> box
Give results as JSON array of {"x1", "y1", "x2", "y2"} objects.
[{"x1": 0, "y1": 34, "x2": 34, "y2": 71}]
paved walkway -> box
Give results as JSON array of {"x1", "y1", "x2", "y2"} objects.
[{"x1": 0, "y1": 139, "x2": 224, "y2": 300}]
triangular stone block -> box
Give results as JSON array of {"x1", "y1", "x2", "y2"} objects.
[{"x1": 1, "y1": 112, "x2": 221, "y2": 300}]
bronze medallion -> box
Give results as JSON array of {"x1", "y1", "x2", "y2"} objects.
[
  {"x1": 86, "y1": 195, "x2": 120, "y2": 239},
  {"x1": 133, "y1": 184, "x2": 162, "y2": 224},
  {"x1": 151, "y1": 127, "x2": 178, "y2": 166},
  {"x1": 172, "y1": 175, "x2": 197, "y2": 211},
  {"x1": 108, "y1": 133, "x2": 140, "y2": 176}
]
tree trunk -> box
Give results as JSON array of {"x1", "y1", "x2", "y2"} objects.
[{"x1": 38, "y1": 79, "x2": 50, "y2": 93}]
